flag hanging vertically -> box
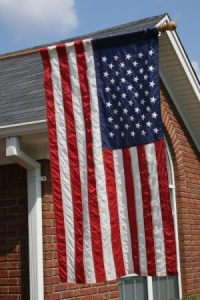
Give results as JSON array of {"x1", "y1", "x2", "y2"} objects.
[{"x1": 40, "y1": 27, "x2": 178, "y2": 284}]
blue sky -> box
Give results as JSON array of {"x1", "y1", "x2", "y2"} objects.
[{"x1": 0, "y1": 0, "x2": 199, "y2": 78}]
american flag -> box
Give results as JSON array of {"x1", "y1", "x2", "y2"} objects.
[{"x1": 40, "y1": 28, "x2": 177, "y2": 284}]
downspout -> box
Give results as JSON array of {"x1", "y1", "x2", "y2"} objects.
[{"x1": 6, "y1": 137, "x2": 45, "y2": 300}]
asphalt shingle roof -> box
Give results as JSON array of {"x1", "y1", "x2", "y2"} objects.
[{"x1": 0, "y1": 13, "x2": 166, "y2": 126}]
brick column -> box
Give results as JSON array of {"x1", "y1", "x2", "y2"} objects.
[{"x1": 0, "y1": 164, "x2": 29, "y2": 300}]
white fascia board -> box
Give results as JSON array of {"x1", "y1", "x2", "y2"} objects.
[
  {"x1": 156, "y1": 15, "x2": 200, "y2": 153},
  {"x1": 0, "y1": 120, "x2": 47, "y2": 139},
  {"x1": 159, "y1": 65, "x2": 200, "y2": 152},
  {"x1": 156, "y1": 15, "x2": 200, "y2": 99}
]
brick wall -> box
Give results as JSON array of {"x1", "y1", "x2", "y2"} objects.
[
  {"x1": 0, "y1": 164, "x2": 29, "y2": 300},
  {"x1": 160, "y1": 79, "x2": 200, "y2": 297}
]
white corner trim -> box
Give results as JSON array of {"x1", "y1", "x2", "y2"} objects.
[
  {"x1": 159, "y1": 65, "x2": 200, "y2": 152},
  {"x1": 6, "y1": 137, "x2": 44, "y2": 300},
  {"x1": 0, "y1": 120, "x2": 47, "y2": 139}
]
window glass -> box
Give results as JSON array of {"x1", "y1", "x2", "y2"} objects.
[
  {"x1": 152, "y1": 276, "x2": 179, "y2": 300},
  {"x1": 118, "y1": 276, "x2": 148, "y2": 300}
]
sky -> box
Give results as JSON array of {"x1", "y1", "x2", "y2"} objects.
[{"x1": 0, "y1": 0, "x2": 199, "y2": 79}]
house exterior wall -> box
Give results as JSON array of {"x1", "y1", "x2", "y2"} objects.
[
  {"x1": 160, "y1": 79, "x2": 200, "y2": 297},
  {"x1": 0, "y1": 80, "x2": 200, "y2": 299}
]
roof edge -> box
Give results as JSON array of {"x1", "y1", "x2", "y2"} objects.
[{"x1": 0, "y1": 120, "x2": 47, "y2": 139}]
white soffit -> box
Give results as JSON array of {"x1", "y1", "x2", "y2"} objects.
[{"x1": 157, "y1": 15, "x2": 200, "y2": 152}]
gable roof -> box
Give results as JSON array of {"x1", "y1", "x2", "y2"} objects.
[
  {"x1": 0, "y1": 14, "x2": 166, "y2": 127},
  {"x1": 0, "y1": 13, "x2": 200, "y2": 152}
]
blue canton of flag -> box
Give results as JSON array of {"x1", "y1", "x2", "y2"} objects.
[{"x1": 92, "y1": 28, "x2": 163, "y2": 150}]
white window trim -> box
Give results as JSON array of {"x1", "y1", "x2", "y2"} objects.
[{"x1": 164, "y1": 137, "x2": 182, "y2": 300}]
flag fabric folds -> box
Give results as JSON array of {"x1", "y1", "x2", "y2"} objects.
[{"x1": 40, "y1": 27, "x2": 178, "y2": 284}]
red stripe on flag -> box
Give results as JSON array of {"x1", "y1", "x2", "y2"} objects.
[
  {"x1": 137, "y1": 145, "x2": 156, "y2": 276},
  {"x1": 74, "y1": 40, "x2": 106, "y2": 282},
  {"x1": 102, "y1": 150, "x2": 126, "y2": 278},
  {"x1": 56, "y1": 44, "x2": 85, "y2": 283},
  {"x1": 122, "y1": 148, "x2": 140, "y2": 275},
  {"x1": 40, "y1": 48, "x2": 67, "y2": 281},
  {"x1": 155, "y1": 139, "x2": 178, "y2": 276}
]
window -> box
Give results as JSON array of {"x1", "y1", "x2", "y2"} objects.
[{"x1": 118, "y1": 139, "x2": 181, "y2": 300}]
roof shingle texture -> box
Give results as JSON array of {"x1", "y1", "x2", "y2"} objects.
[{"x1": 0, "y1": 14, "x2": 166, "y2": 126}]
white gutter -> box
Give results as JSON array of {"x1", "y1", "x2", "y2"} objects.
[
  {"x1": 6, "y1": 136, "x2": 45, "y2": 300},
  {"x1": 0, "y1": 120, "x2": 47, "y2": 139}
]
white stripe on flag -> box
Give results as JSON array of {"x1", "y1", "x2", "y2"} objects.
[
  {"x1": 113, "y1": 149, "x2": 134, "y2": 274},
  {"x1": 145, "y1": 143, "x2": 167, "y2": 276},
  {"x1": 129, "y1": 147, "x2": 148, "y2": 275},
  {"x1": 65, "y1": 42, "x2": 96, "y2": 283},
  {"x1": 83, "y1": 39, "x2": 116, "y2": 281},
  {"x1": 48, "y1": 46, "x2": 75, "y2": 282}
]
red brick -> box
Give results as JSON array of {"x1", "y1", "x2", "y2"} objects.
[
  {"x1": 87, "y1": 287, "x2": 97, "y2": 294},
  {"x1": 0, "y1": 270, "x2": 8, "y2": 277},
  {"x1": 0, "y1": 262, "x2": 18, "y2": 269},
  {"x1": 44, "y1": 293, "x2": 60, "y2": 300},
  {"x1": 54, "y1": 283, "x2": 68, "y2": 291},
  {"x1": 74, "y1": 288, "x2": 87, "y2": 296},
  {"x1": 0, "y1": 286, "x2": 8, "y2": 293},
  {"x1": 81, "y1": 296, "x2": 93, "y2": 300},
  {"x1": 0, "y1": 278, "x2": 18, "y2": 285},
  {"x1": 93, "y1": 294, "x2": 104, "y2": 300},
  {"x1": 9, "y1": 254, "x2": 21, "y2": 261},
  {"x1": 44, "y1": 276, "x2": 60, "y2": 284},
  {"x1": 61, "y1": 290, "x2": 74, "y2": 298}
]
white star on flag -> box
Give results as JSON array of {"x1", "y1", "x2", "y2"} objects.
[
  {"x1": 146, "y1": 121, "x2": 152, "y2": 127},
  {"x1": 133, "y1": 61, "x2": 138, "y2": 67},
  {"x1": 131, "y1": 131, "x2": 135, "y2": 137},
  {"x1": 141, "y1": 130, "x2": 146, "y2": 136},
  {"x1": 148, "y1": 65, "x2": 154, "y2": 72},
  {"x1": 152, "y1": 112, "x2": 158, "y2": 118},
  {"x1": 114, "y1": 55, "x2": 119, "y2": 61},
  {"x1": 110, "y1": 79, "x2": 115, "y2": 84},
  {"x1": 138, "y1": 52, "x2": 143, "y2": 58},
  {"x1": 149, "y1": 81, "x2": 155, "y2": 87},
  {"x1": 135, "y1": 107, "x2": 140, "y2": 113},
  {"x1": 129, "y1": 100, "x2": 133, "y2": 106},
  {"x1": 153, "y1": 127, "x2": 159, "y2": 133},
  {"x1": 148, "y1": 50, "x2": 154, "y2": 56},
  {"x1": 150, "y1": 97, "x2": 156, "y2": 103},
  {"x1": 126, "y1": 54, "x2": 131, "y2": 60},
  {"x1": 106, "y1": 102, "x2": 112, "y2": 107}
]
